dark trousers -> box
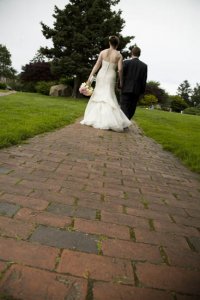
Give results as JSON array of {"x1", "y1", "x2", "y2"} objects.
[{"x1": 120, "y1": 93, "x2": 139, "y2": 120}]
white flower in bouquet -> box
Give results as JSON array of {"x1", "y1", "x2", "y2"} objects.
[{"x1": 79, "y1": 82, "x2": 93, "y2": 96}]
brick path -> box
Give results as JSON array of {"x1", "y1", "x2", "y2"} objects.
[{"x1": 0, "y1": 121, "x2": 199, "y2": 300}]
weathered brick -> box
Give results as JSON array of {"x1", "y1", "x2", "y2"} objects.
[
  {"x1": 47, "y1": 202, "x2": 97, "y2": 220},
  {"x1": 30, "y1": 225, "x2": 98, "y2": 254},
  {"x1": 154, "y1": 220, "x2": 199, "y2": 237},
  {"x1": 77, "y1": 198, "x2": 123, "y2": 213},
  {"x1": 188, "y1": 236, "x2": 200, "y2": 252},
  {"x1": 102, "y1": 239, "x2": 162, "y2": 263},
  {"x1": 0, "y1": 193, "x2": 49, "y2": 210},
  {"x1": 74, "y1": 218, "x2": 130, "y2": 240},
  {"x1": 101, "y1": 210, "x2": 149, "y2": 229},
  {"x1": 17, "y1": 178, "x2": 61, "y2": 192},
  {"x1": 0, "y1": 167, "x2": 11, "y2": 174},
  {"x1": 15, "y1": 207, "x2": 72, "y2": 228},
  {"x1": 103, "y1": 195, "x2": 142, "y2": 208},
  {"x1": 164, "y1": 247, "x2": 200, "y2": 269},
  {"x1": 60, "y1": 188, "x2": 101, "y2": 201},
  {"x1": 0, "y1": 202, "x2": 20, "y2": 217},
  {"x1": 46, "y1": 202, "x2": 74, "y2": 216},
  {"x1": 30, "y1": 189, "x2": 75, "y2": 205},
  {"x1": 176, "y1": 295, "x2": 200, "y2": 300},
  {"x1": 148, "y1": 203, "x2": 188, "y2": 216},
  {"x1": 134, "y1": 228, "x2": 190, "y2": 249},
  {"x1": 0, "y1": 264, "x2": 87, "y2": 300},
  {"x1": 0, "y1": 182, "x2": 33, "y2": 196},
  {"x1": 0, "y1": 236, "x2": 59, "y2": 270},
  {"x1": 172, "y1": 215, "x2": 200, "y2": 228},
  {"x1": 93, "y1": 282, "x2": 173, "y2": 300},
  {"x1": 166, "y1": 198, "x2": 200, "y2": 210},
  {"x1": 126, "y1": 207, "x2": 172, "y2": 222},
  {"x1": 185, "y1": 208, "x2": 200, "y2": 218},
  {"x1": 85, "y1": 185, "x2": 124, "y2": 197},
  {"x1": 57, "y1": 249, "x2": 134, "y2": 283},
  {"x1": 0, "y1": 215, "x2": 35, "y2": 239},
  {"x1": 136, "y1": 262, "x2": 200, "y2": 294}
]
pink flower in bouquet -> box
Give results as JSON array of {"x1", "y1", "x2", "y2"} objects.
[{"x1": 79, "y1": 82, "x2": 93, "y2": 96}]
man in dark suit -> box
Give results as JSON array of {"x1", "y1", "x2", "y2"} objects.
[{"x1": 120, "y1": 47, "x2": 147, "y2": 119}]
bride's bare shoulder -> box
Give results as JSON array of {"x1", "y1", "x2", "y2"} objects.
[
  {"x1": 117, "y1": 51, "x2": 122, "y2": 58},
  {"x1": 101, "y1": 49, "x2": 109, "y2": 55}
]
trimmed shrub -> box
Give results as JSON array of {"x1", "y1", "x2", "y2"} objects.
[
  {"x1": 35, "y1": 81, "x2": 57, "y2": 95},
  {"x1": 9, "y1": 80, "x2": 23, "y2": 91},
  {"x1": 0, "y1": 82, "x2": 7, "y2": 89},
  {"x1": 21, "y1": 82, "x2": 36, "y2": 93},
  {"x1": 183, "y1": 107, "x2": 200, "y2": 116}
]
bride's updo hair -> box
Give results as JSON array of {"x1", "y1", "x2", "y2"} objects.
[{"x1": 109, "y1": 36, "x2": 119, "y2": 48}]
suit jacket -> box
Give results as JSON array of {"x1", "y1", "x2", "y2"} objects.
[{"x1": 121, "y1": 58, "x2": 147, "y2": 95}]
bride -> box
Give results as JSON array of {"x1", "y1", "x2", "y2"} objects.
[{"x1": 80, "y1": 36, "x2": 132, "y2": 132}]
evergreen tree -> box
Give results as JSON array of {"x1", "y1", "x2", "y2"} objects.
[
  {"x1": 40, "y1": 0, "x2": 133, "y2": 97},
  {"x1": 191, "y1": 83, "x2": 200, "y2": 107},
  {"x1": 0, "y1": 44, "x2": 16, "y2": 79},
  {"x1": 177, "y1": 80, "x2": 192, "y2": 106},
  {"x1": 31, "y1": 50, "x2": 49, "y2": 63}
]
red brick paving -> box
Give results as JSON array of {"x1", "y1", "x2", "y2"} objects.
[
  {"x1": 0, "y1": 265, "x2": 87, "y2": 300},
  {"x1": 57, "y1": 249, "x2": 134, "y2": 283},
  {"x1": 0, "y1": 121, "x2": 200, "y2": 299},
  {"x1": 93, "y1": 282, "x2": 174, "y2": 300}
]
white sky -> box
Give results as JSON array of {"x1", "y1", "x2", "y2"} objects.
[{"x1": 0, "y1": 0, "x2": 200, "y2": 94}]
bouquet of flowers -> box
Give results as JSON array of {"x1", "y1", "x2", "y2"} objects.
[{"x1": 79, "y1": 82, "x2": 93, "y2": 96}]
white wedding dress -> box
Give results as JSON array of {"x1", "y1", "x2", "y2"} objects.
[{"x1": 80, "y1": 60, "x2": 132, "y2": 132}]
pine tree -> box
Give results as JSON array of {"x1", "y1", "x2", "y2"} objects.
[
  {"x1": 40, "y1": 0, "x2": 133, "y2": 97},
  {"x1": 191, "y1": 83, "x2": 200, "y2": 107},
  {"x1": 177, "y1": 80, "x2": 192, "y2": 106}
]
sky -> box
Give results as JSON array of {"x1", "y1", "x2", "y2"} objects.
[{"x1": 0, "y1": 0, "x2": 200, "y2": 95}]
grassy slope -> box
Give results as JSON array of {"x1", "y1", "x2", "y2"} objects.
[{"x1": 135, "y1": 108, "x2": 200, "y2": 173}]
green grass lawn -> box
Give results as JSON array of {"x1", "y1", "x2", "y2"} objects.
[
  {"x1": 135, "y1": 108, "x2": 200, "y2": 174},
  {"x1": 0, "y1": 92, "x2": 87, "y2": 148}
]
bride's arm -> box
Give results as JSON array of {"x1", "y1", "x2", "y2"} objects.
[
  {"x1": 117, "y1": 55, "x2": 123, "y2": 88},
  {"x1": 87, "y1": 52, "x2": 103, "y2": 84}
]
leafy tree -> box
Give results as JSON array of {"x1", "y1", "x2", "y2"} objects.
[
  {"x1": 191, "y1": 83, "x2": 200, "y2": 107},
  {"x1": 170, "y1": 95, "x2": 188, "y2": 112},
  {"x1": 139, "y1": 94, "x2": 158, "y2": 106},
  {"x1": 20, "y1": 61, "x2": 57, "y2": 83},
  {"x1": 177, "y1": 80, "x2": 192, "y2": 106},
  {"x1": 145, "y1": 81, "x2": 168, "y2": 105},
  {"x1": 40, "y1": 0, "x2": 133, "y2": 97},
  {"x1": 0, "y1": 44, "x2": 16, "y2": 79}
]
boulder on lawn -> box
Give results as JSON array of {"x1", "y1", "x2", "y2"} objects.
[{"x1": 49, "y1": 84, "x2": 72, "y2": 97}]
